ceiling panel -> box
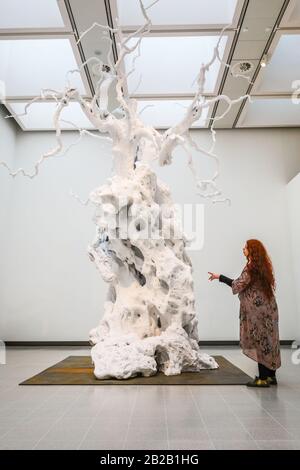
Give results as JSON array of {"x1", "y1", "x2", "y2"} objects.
[
  {"x1": 0, "y1": 0, "x2": 71, "y2": 31},
  {"x1": 213, "y1": 59, "x2": 259, "y2": 128},
  {"x1": 115, "y1": 0, "x2": 241, "y2": 29},
  {"x1": 124, "y1": 34, "x2": 232, "y2": 96},
  {"x1": 0, "y1": 36, "x2": 89, "y2": 99},
  {"x1": 280, "y1": 0, "x2": 300, "y2": 27},
  {"x1": 246, "y1": 0, "x2": 284, "y2": 19},
  {"x1": 233, "y1": 40, "x2": 266, "y2": 60},
  {"x1": 136, "y1": 99, "x2": 210, "y2": 128},
  {"x1": 237, "y1": 97, "x2": 300, "y2": 127},
  {"x1": 6, "y1": 101, "x2": 96, "y2": 131},
  {"x1": 252, "y1": 32, "x2": 300, "y2": 94}
]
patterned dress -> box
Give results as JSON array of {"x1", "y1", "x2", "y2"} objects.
[{"x1": 231, "y1": 267, "x2": 281, "y2": 371}]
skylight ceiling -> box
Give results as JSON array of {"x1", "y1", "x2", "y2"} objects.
[
  {"x1": 0, "y1": 37, "x2": 89, "y2": 98},
  {"x1": 1, "y1": 0, "x2": 299, "y2": 131},
  {"x1": 124, "y1": 34, "x2": 231, "y2": 96},
  {"x1": 253, "y1": 33, "x2": 300, "y2": 94},
  {"x1": 0, "y1": 0, "x2": 70, "y2": 31},
  {"x1": 237, "y1": 98, "x2": 300, "y2": 127},
  {"x1": 115, "y1": 0, "x2": 241, "y2": 29},
  {"x1": 136, "y1": 99, "x2": 210, "y2": 128},
  {"x1": 6, "y1": 101, "x2": 96, "y2": 131}
]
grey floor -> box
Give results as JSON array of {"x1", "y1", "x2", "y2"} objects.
[{"x1": 0, "y1": 346, "x2": 300, "y2": 450}]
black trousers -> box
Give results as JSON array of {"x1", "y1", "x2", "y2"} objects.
[{"x1": 258, "y1": 363, "x2": 276, "y2": 379}]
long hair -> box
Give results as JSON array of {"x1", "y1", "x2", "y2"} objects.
[{"x1": 246, "y1": 239, "x2": 276, "y2": 299}]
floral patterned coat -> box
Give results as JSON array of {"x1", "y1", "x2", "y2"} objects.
[{"x1": 232, "y1": 267, "x2": 281, "y2": 370}]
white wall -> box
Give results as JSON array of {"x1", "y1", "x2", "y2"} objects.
[
  {"x1": 287, "y1": 173, "x2": 300, "y2": 338},
  {"x1": 0, "y1": 106, "x2": 17, "y2": 335},
  {"x1": 0, "y1": 105, "x2": 17, "y2": 241},
  {"x1": 0, "y1": 127, "x2": 300, "y2": 341}
]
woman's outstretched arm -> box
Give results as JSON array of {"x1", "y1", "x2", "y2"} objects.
[{"x1": 219, "y1": 275, "x2": 234, "y2": 287}]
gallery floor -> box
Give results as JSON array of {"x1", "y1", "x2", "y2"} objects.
[{"x1": 0, "y1": 346, "x2": 300, "y2": 450}]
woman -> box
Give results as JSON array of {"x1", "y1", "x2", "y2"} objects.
[{"x1": 208, "y1": 239, "x2": 281, "y2": 388}]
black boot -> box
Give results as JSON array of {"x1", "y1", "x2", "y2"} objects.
[{"x1": 266, "y1": 376, "x2": 278, "y2": 385}]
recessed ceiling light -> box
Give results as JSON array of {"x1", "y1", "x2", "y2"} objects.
[{"x1": 260, "y1": 54, "x2": 268, "y2": 67}]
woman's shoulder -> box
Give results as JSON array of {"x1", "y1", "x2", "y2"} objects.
[{"x1": 241, "y1": 265, "x2": 250, "y2": 275}]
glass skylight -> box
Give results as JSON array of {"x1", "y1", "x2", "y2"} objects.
[
  {"x1": 253, "y1": 34, "x2": 300, "y2": 94},
  {"x1": 124, "y1": 34, "x2": 230, "y2": 96},
  {"x1": 237, "y1": 98, "x2": 300, "y2": 127},
  {"x1": 0, "y1": 37, "x2": 88, "y2": 98},
  {"x1": 7, "y1": 101, "x2": 96, "y2": 131},
  {"x1": 0, "y1": 0, "x2": 69, "y2": 30},
  {"x1": 136, "y1": 99, "x2": 210, "y2": 128},
  {"x1": 116, "y1": 0, "x2": 239, "y2": 28}
]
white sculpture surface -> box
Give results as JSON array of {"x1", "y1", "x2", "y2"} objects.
[
  {"x1": 88, "y1": 162, "x2": 218, "y2": 378},
  {"x1": 0, "y1": 0, "x2": 251, "y2": 379}
]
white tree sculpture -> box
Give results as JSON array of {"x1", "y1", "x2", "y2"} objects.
[{"x1": 0, "y1": 1, "x2": 250, "y2": 379}]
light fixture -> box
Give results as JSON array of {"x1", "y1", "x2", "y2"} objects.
[{"x1": 260, "y1": 54, "x2": 268, "y2": 67}]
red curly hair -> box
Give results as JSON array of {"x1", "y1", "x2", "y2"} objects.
[{"x1": 246, "y1": 239, "x2": 276, "y2": 299}]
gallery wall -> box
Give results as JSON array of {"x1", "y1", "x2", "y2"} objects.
[
  {"x1": 0, "y1": 116, "x2": 300, "y2": 341},
  {"x1": 0, "y1": 106, "x2": 16, "y2": 251},
  {"x1": 287, "y1": 173, "x2": 300, "y2": 339}
]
